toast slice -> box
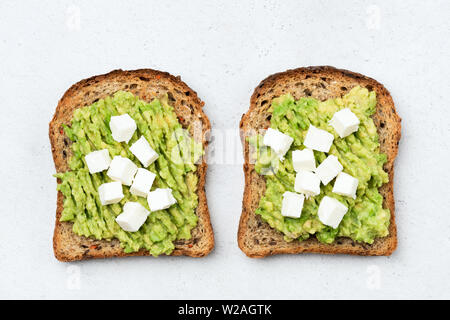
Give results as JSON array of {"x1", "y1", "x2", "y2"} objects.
[
  {"x1": 50, "y1": 69, "x2": 214, "y2": 261},
  {"x1": 238, "y1": 66, "x2": 401, "y2": 257}
]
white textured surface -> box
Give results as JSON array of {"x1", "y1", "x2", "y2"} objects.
[{"x1": 0, "y1": 0, "x2": 449, "y2": 299}]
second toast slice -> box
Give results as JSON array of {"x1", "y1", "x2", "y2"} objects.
[{"x1": 238, "y1": 66, "x2": 401, "y2": 257}]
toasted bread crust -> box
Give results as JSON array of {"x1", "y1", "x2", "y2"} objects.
[
  {"x1": 49, "y1": 69, "x2": 214, "y2": 261},
  {"x1": 238, "y1": 66, "x2": 401, "y2": 257}
]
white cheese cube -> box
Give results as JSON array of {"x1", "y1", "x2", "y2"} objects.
[
  {"x1": 115, "y1": 202, "x2": 149, "y2": 232},
  {"x1": 315, "y1": 155, "x2": 343, "y2": 185},
  {"x1": 107, "y1": 156, "x2": 138, "y2": 186},
  {"x1": 294, "y1": 170, "x2": 321, "y2": 198},
  {"x1": 130, "y1": 168, "x2": 156, "y2": 197},
  {"x1": 84, "y1": 149, "x2": 111, "y2": 174},
  {"x1": 303, "y1": 125, "x2": 334, "y2": 153},
  {"x1": 98, "y1": 181, "x2": 124, "y2": 205},
  {"x1": 147, "y1": 188, "x2": 177, "y2": 212},
  {"x1": 292, "y1": 148, "x2": 316, "y2": 172},
  {"x1": 329, "y1": 108, "x2": 360, "y2": 138},
  {"x1": 263, "y1": 128, "x2": 294, "y2": 160},
  {"x1": 318, "y1": 196, "x2": 348, "y2": 229},
  {"x1": 129, "y1": 136, "x2": 159, "y2": 167},
  {"x1": 109, "y1": 114, "x2": 137, "y2": 143},
  {"x1": 281, "y1": 191, "x2": 305, "y2": 218},
  {"x1": 332, "y1": 172, "x2": 359, "y2": 199}
]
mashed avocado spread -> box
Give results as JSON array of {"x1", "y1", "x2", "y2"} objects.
[
  {"x1": 250, "y1": 86, "x2": 389, "y2": 244},
  {"x1": 55, "y1": 91, "x2": 202, "y2": 256}
]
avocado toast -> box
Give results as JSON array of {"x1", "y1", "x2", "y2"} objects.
[
  {"x1": 50, "y1": 69, "x2": 214, "y2": 261},
  {"x1": 238, "y1": 66, "x2": 401, "y2": 257}
]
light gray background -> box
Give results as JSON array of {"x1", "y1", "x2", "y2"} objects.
[{"x1": 0, "y1": 0, "x2": 449, "y2": 300}]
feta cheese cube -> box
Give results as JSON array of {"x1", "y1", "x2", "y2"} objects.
[
  {"x1": 315, "y1": 155, "x2": 343, "y2": 185},
  {"x1": 109, "y1": 114, "x2": 137, "y2": 143},
  {"x1": 318, "y1": 196, "x2": 348, "y2": 229},
  {"x1": 292, "y1": 148, "x2": 316, "y2": 172},
  {"x1": 281, "y1": 191, "x2": 305, "y2": 218},
  {"x1": 263, "y1": 128, "x2": 294, "y2": 160},
  {"x1": 84, "y1": 149, "x2": 111, "y2": 174},
  {"x1": 129, "y1": 136, "x2": 159, "y2": 167},
  {"x1": 98, "y1": 181, "x2": 124, "y2": 205},
  {"x1": 130, "y1": 168, "x2": 156, "y2": 197},
  {"x1": 332, "y1": 172, "x2": 359, "y2": 199},
  {"x1": 147, "y1": 188, "x2": 177, "y2": 212},
  {"x1": 329, "y1": 108, "x2": 360, "y2": 138},
  {"x1": 107, "y1": 156, "x2": 138, "y2": 186},
  {"x1": 294, "y1": 170, "x2": 321, "y2": 198},
  {"x1": 303, "y1": 125, "x2": 334, "y2": 153},
  {"x1": 115, "y1": 202, "x2": 150, "y2": 232}
]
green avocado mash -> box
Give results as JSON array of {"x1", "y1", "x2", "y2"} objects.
[
  {"x1": 55, "y1": 91, "x2": 202, "y2": 256},
  {"x1": 250, "y1": 86, "x2": 389, "y2": 244}
]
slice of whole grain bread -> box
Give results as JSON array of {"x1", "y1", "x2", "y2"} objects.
[
  {"x1": 238, "y1": 66, "x2": 401, "y2": 257},
  {"x1": 49, "y1": 69, "x2": 214, "y2": 262}
]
